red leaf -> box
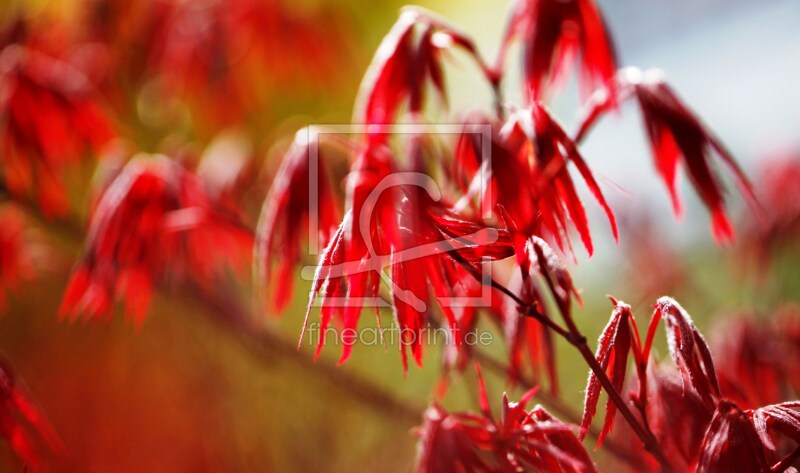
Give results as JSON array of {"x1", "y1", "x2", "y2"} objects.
[
  {"x1": 575, "y1": 67, "x2": 757, "y2": 243},
  {"x1": 61, "y1": 156, "x2": 252, "y2": 322},
  {"x1": 653, "y1": 297, "x2": 720, "y2": 409},
  {"x1": 580, "y1": 299, "x2": 632, "y2": 447},
  {"x1": 499, "y1": 0, "x2": 618, "y2": 103},
  {"x1": 255, "y1": 128, "x2": 340, "y2": 315},
  {"x1": 750, "y1": 401, "x2": 800, "y2": 452},
  {"x1": 0, "y1": 360, "x2": 64, "y2": 470},
  {"x1": 645, "y1": 365, "x2": 713, "y2": 471},
  {"x1": 696, "y1": 400, "x2": 769, "y2": 473},
  {"x1": 414, "y1": 370, "x2": 596, "y2": 473},
  {"x1": 482, "y1": 105, "x2": 616, "y2": 256},
  {"x1": 0, "y1": 46, "x2": 114, "y2": 217},
  {"x1": 355, "y1": 8, "x2": 493, "y2": 134}
]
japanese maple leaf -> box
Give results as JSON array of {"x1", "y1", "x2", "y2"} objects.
[
  {"x1": 497, "y1": 0, "x2": 618, "y2": 103},
  {"x1": 414, "y1": 365, "x2": 597, "y2": 472},
  {"x1": 0, "y1": 361, "x2": 64, "y2": 471},
  {"x1": 651, "y1": 297, "x2": 721, "y2": 410},
  {"x1": 355, "y1": 7, "x2": 494, "y2": 137},
  {"x1": 0, "y1": 45, "x2": 114, "y2": 217},
  {"x1": 60, "y1": 156, "x2": 252, "y2": 324},
  {"x1": 645, "y1": 365, "x2": 714, "y2": 471},
  {"x1": 575, "y1": 67, "x2": 757, "y2": 243},
  {"x1": 255, "y1": 128, "x2": 340, "y2": 315},
  {"x1": 301, "y1": 178, "x2": 514, "y2": 371},
  {"x1": 460, "y1": 104, "x2": 617, "y2": 256},
  {"x1": 696, "y1": 400, "x2": 770, "y2": 473},
  {"x1": 140, "y1": 0, "x2": 350, "y2": 127},
  {"x1": 580, "y1": 298, "x2": 634, "y2": 447},
  {"x1": 0, "y1": 205, "x2": 35, "y2": 312},
  {"x1": 750, "y1": 401, "x2": 800, "y2": 455}
]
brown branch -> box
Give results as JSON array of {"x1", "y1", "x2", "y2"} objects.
[{"x1": 186, "y1": 282, "x2": 423, "y2": 423}]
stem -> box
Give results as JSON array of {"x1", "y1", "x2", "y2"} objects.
[
  {"x1": 544, "y1": 281, "x2": 672, "y2": 471},
  {"x1": 446, "y1": 251, "x2": 571, "y2": 340},
  {"x1": 455, "y1": 252, "x2": 673, "y2": 471},
  {"x1": 489, "y1": 74, "x2": 504, "y2": 122},
  {"x1": 571, "y1": 337, "x2": 670, "y2": 470},
  {"x1": 772, "y1": 445, "x2": 800, "y2": 473}
]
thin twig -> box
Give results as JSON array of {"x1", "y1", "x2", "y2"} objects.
[{"x1": 455, "y1": 247, "x2": 673, "y2": 471}]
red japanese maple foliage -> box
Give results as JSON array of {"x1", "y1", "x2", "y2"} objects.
[
  {"x1": 415, "y1": 365, "x2": 597, "y2": 472},
  {"x1": 244, "y1": 2, "x2": 777, "y2": 469},
  {"x1": 0, "y1": 361, "x2": 63, "y2": 471},
  {"x1": 60, "y1": 156, "x2": 252, "y2": 324},
  {"x1": 497, "y1": 0, "x2": 618, "y2": 102},
  {"x1": 255, "y1": 128, "x2": 341, "y2": 314},
  {"x1": 460, "y1": 104, "x2": 618, "y2": 256},
  {"x1": 588, "y1": 298, "x2": 800, "y2": 472},
  {"x1": 0, "y1": 205, "x2": 35, "y2": 312},
  {"x1": 575, "y1": 67, "x2": 757, "y2": 243},
  {"x1": 87, "y1": 0, "x2": 351, "y2": 128},
  {"x1": 0, "y1": 44, "x2": 115, "y2": 217},
  {"x1": 0, "y1": 0, "x2": 792, "y2": 470}
]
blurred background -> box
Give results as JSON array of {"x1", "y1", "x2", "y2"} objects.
[{"x1": 0, "y1": 0, "x2": 799, "y2": 471}]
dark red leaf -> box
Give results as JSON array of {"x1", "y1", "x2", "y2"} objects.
[
  {"x1": 498, "y1": 0, "x2": 618, "y2": 103},
  {"x1": 0, "y1": 360, "x2": 64, "y2": 470},
  {"x1": 255, "y1": 128, "x2": 340, "y2": 315},
  {"x1": 750, "y1": 401, "x2": 800, "y2": 452},
  {"x1": 575, "y1": 67, "x2": 757, "y2": 243},
  {"x1": 580, "y1": 298, "x2": 632, "y2": 447},
  {"x1": 60, "y1": 156, "x2": 252, "y2": 323},
  {"x1": 696, "y1": 400, "x2": 769, "y2": 473},
  {"x1": 653, "y1": 297, "x2": 720, "y2": 409}
]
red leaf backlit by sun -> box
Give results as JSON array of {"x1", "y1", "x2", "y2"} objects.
[
  {"x1": 300, "y1": 174, "x2": 515, "y2": 371},
  {"x1": 0, "y1": 361, "x2": 64, "y2": 471},
  {"x1": 498, "y1": 0, "x2": 618, "y2": 103},
  {"x1": 463, "y1": 104, "x2": 617, "y2": 256},
  {"x1": 355, "y1": 7, "x2": 495, "y2": 141},
  {"x1": 60, "y1": 156, "x2": 252, "y2": 324},
  {"x1": 575, "y1": 67, "x2": 757, "y2": 243},
  {"x1": 255, "y1": 128, "x2": 340, "y2": 315},
  {"x1": 0, "y1": 46, "x2": 115, "y2": 217},
  {"x1": 580, "y1": 298, "x2": 633, "y2": 447},
  {"x1": 0, "y1": 205, "x2": 35, "y2": 312}
]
